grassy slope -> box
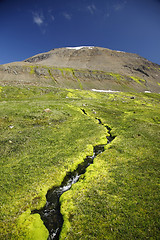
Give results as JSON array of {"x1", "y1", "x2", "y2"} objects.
[
  {"x1": 0, "y1": 87, "x2": 159, "y2": 239},
  {"x1": 0, "y1": 87, "x2": 106, "y2": 239}
]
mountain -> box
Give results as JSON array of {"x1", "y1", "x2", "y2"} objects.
[{"x1": 0, "y1": 46, "x2": 160, "y2": 92}]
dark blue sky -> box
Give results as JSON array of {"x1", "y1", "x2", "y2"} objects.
[{"x1": 0, "y1": 0, "x2": 160, "y2": 65}]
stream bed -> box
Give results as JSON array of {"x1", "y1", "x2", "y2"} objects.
[{"x1": 32, "y1": 115, "x2": 115, "y2": 240}]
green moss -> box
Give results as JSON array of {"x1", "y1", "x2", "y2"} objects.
[
  {"x1": 29, "y1": 66, "x2": 35, "y2": 74},
  {"x1": 129, "y1": 76, "x2": 146, "y2": 85},
  {"x1": 50, "y1": 67, "x2": 83, "y2": 89},
  {"x1": 72, "y1": 70, "x2": 83, "y2": 90},
  {"x1": 53, "y1": 67, "x2": 83, "y2": 89},
  {"x1": 66, "y1": 88, "x2": 103, "y2": 100},
  {"x1": 91, "y1": 70, "x2": 125, "y2": 82},
  {"x1": 67, "y1": 91, "x2": 78, "y2": 99},
  {"x1": 48, "y1": 69, "x2": 57, "y2": 83},
  {"x1": 59, "y1": 69, "x2": 65, "y2": 77},
  {"x1": 17, "y1": 210, "x2": 49, "y2": 240},
  {"x1": 62, "y1": 68, "x2": 73, "y2": 74},
  {"x1": 60, "y1": 92, "x2": 160, "y2": 239},
  {"x1": 0, "y1": 86, "x2": 159, "y2": 239},
  {"x1": 157, "y1": 82, "x2": 160, "y2": 86},
  {"x1": 51, "y1": 67, "x2": 69, "y2": 77},
  {"x1": 0, "y1": 86, "x2": 108, "y2": 239},
  {"x1": 109, "y1": 72, "x2": 125, "y2": 81},
  {"x1": 25, "y1": 65, "x2": 148, "y2": 90}
]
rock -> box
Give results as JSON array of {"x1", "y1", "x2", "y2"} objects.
[
  {"x1": 0, "y1": 46, "x2": 160, "y2": 93},
  {"x1": 44, "y1": 108, "x2": 52, "y2": 113},
  {"x1": 24, "y1": 53, "x2": 51, "y2": 63},
  {"x1": 35, "y1": 68, "x2": 49, "y2": 76}
]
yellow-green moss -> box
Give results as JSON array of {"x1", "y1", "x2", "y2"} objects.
[
  {"x1": 109, "y1": 73, "x2": 125, "y2": 81},
  {"x1": 29, "y1": 66, "x2": 35, "y2": 74},
  {"x1": 66, "y1": 88, "x2": 103, "y2": 100},
  {"x1": 17, "y1": 210, "x2": 49, "y2": 240},
  {"x1": 129, "y1": 76, "x2": 146, "y2": 85},
  {"x1": 55, "y1": 67, "x2": 83, "y2": 90},
  {"x1": 51, "y1": 67, "x2": 69, "y2": 77},
  {"x1": 27, "y1": 65, "x2": 148, "y2": 90},
  {"x1": 62, "y1": 68, "x2": 73, "y2": 74},
  {"x1": 1, "y1": 85, "x2": 160, "y2": 240},
  {"x1": 48, "y1": 69, "x2": 57, "y2": 83},
  {"x1": 72, "y1": 70, "x2": 83, "y2": 90},
  {"x1": 60, "y1": 191, "x2": 75, "y2": 239},
  {"x1": 91, "y1": 70, "x2": 125, "y2": 82}
]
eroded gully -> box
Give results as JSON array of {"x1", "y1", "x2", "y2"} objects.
[{"x1": 31, "y1": 109, "x2": 115, "y2": 240}]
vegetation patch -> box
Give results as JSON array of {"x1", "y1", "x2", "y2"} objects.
[
  {"x1": 129, "y1": 76, "x2": 146, "y2": 85},
  {"x1": 47, "y1": 69, "x2": 57, "y2": 83},
  {"x1": 29, "y1": 66, "x2": 36, "y2": 74},
  {"x1": 72, "y1": 70, "x2": 83, "y2": 90},
  {"x1": 0, "y1": 86, "x2": 159, "y2": 239},
  {"x1": 108, "y1": 72, "x2": 125, "y2": 81}
]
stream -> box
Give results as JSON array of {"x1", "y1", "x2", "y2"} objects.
[{"x1": 32, "y1": 110, "x2": 115, "y2": 240}]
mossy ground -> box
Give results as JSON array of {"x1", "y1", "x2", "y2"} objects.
[{"x1": 0, "y1": 86, "x2": 159, "y2": 239}]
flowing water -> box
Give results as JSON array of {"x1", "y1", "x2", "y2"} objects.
[{"x1": 32, "y1": 113, "x2": 115, "y2": 240}]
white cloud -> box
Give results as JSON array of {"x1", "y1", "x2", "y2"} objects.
[
  {"x1": 63, "y1": 12, "x2": 72, "y2": 20},
  {"x1": 87, "y1": 4, "x2": 96, "y2": 14},
  {"x1": 32, "y1": 12, "x2": 44, "y2": 26}
]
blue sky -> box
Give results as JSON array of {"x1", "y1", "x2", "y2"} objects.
[{"x1": 0, "y1": 0, "x2": 160, "y2": 65}]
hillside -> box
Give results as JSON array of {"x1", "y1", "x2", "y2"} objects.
[
  {"x1": 0, "y1": 47, "x2": 160, "y2": 240},
  {"x1": 0, "y1": 46, "x2": 160, "y2": 92}
]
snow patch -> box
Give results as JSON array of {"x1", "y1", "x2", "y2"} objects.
[
  {"x1": 66, "y1": 46, "x2": 94, "y2": 50},
  {"x1": 92, "y1": 89, "x2": 120, "y2": 93},
  {"x1": 116, "y1": 50, "x2": 125, "y2": 53},
  {"x1": 144, "y1": 91, "x2": 151, "y2": 93}
]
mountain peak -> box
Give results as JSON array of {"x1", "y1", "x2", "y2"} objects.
[{"x1": 0, "y1": 46, "x2": 160, "y2": 93}]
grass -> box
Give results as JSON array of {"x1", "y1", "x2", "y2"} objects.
[{"x1": 0, "y1": 86, "x2": 159, "y2": 239}]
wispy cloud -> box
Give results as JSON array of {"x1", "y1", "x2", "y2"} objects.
[
  {"x1": 31, "y1": 9, "x2": 55, "y2": 34},
  {"x1": 104, "y1": 0, "x2": 127, "y2": 19},
  {"x1": 48, "y1": 9, "x2": 55, "y2": 21},
  {"x1": 63, "y1": 12, "x2": 72, "y2": 20},
  {"x1": 113, "y1": 1, "x2": 127, "y2": 12},
  {"x1": 32, "y1": 12, "x2": 44, "y2": 26},
  {"x1": 50, "y1": 14, "x2": 55, "y2": 21},
  {"x1": 87, "y1": 4, "x2": 96, "y2": 14}
]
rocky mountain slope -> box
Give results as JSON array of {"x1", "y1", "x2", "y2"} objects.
[{"x1": 0, "y1": 46, "x2": 160, "y2": 92}]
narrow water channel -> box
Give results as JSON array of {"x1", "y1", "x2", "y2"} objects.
[{"x1": 32, "y1": 111, "x2": 115, "y2": 240}]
